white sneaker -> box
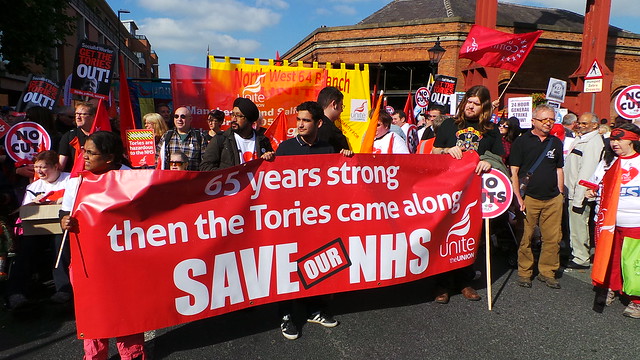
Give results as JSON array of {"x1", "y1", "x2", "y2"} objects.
[{"x1": 623, "y1": 302, "x2": 640, "y2": 319}]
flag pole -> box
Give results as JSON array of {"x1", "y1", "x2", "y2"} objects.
[
  {"x1": 497, "y1": 72, "x2": 517, "y2": 101},
  {"x1": 55, "y1": 175, "x2": 83, "y2": 268}
]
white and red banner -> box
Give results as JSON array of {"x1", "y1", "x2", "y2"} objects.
[
  {"x1": 459, "y1": 25, "x2": 543, "y2": 72},
  {"x1": 70, "y1": 153, "x2": 482, "y2": 339}
]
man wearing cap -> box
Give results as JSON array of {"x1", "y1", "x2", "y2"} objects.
[
  {"x1": 157, "y1": 106, "x2": 208, "y2": 170},
  {"x1": 200, "y1": 98, "x2": 274, "y2": 171}
]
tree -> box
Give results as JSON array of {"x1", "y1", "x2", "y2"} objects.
[{"x1": 0, "y1": 0, "x2": 75, "y2": 75}]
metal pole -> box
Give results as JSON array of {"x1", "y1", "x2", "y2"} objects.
[{"x1": 591, "y1": 93, "x2": 596, "y2": 113}]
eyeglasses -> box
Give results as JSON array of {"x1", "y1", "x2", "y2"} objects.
[
  {"x1": 169, "y1": 161, "x2": 186, "y2": 165},
  {"x1": 533, "y1": 118, "x2": 555, "y2": 124},
  {"x1": 499, "y1": 124, "x2": 509, "y2": 128},
  {"x1": 85, "y1": 149, "x2": 102, "y2": 157},
  {"x1": 75, "y1": 113, "x2": 91, "y2": 117},
  {"x1": 231, "y1": 113, "x2": 246, "y2": 119},
  {"x1": 174, "y1": 114, "x2": 188, "y2": 119}
]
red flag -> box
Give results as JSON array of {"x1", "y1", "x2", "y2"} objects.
[
  {"x1": 403, "y1": 91, "x2": 416, "y2": 125},
  {"x1": 371, "y1": 84, "x2": 378, "y2": 109},
  {"x1": 264, "y1": 111, "x2": 288, "y2": 150},
  {"x1": 591, "y1": 159, "x2": 622, "y2": 285},
  {"x1": 459, "y1": 25, "x2": 542, "y2": 72},
  {"x1": 275, "y1": 51, "x2": 282, "y2": 66},
  {"x1": 119, "y1": 55, "x2": 136, "y2": 151},
  {"x1": 89, "y1": 99, "x2": 112, "y2": 133},
  {"x1": 69, "y1": 137, "x2": 85, "y2": 178}
]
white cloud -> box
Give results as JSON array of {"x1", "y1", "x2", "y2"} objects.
[
  {"x1": 315, "y1": 8, "x2": 331, "y2": 16},
  {"x1": 137, "y1": 0, "x2": 282, "y2": 32},
  {"x1": 256, "y1": 0, "x2": 289, "y2": 9},
  {"x1": 139, "y1": 17, "x2": 260, "y2": 55},
  {"x1": 334, "y1": 5, "x2": 358, "y2": 16}
]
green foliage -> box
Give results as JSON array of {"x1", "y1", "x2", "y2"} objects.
[
  {"x1": 531, "y1": 93, "x2": 546, "y2": 107},
  {"x1": 0, "y1": 0, "x2": 75, "y2": 75}
]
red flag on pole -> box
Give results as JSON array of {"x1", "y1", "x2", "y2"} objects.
[
  {"x1": 69, "y1": 138, "x2": 85, "y2": 178},
  {"x1": 459, "y1": 25, "x2": 543, "y2": 72},
  {"x1": 264, "y1": 111, "x2": 289, "y2": 150},
  {"x1": 119, "y1": 55, "x2": 136, "y2": 151},
  {"x1": 89, "y1": 99, "x2": 112, "y2": 133},
  {"x1": 403, "y1": 91, "x2": 416, "y2": 125},
  {"x1": 275, "y1": 51, "x2": 282, "y2": 66}
]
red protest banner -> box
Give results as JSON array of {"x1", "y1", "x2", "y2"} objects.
[
  {"x1": 459, "y1": 25, "x2": 542, "y2": 73},
  {"x1": 70, "y1": 153, "x2": 482, "y2": 339}
]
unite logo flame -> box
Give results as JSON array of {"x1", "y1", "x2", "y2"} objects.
[
  {"x1": 466, "y1": 37, "x2": 479, "y2": 53},
  {"x1": 353, "y1": 101, "x2": 367, "y2": 113},
  {"x1": 446, "y1": 200, "x2": 476, "y2": 241},
  {"x1": 242, "y1": 73, "x2": 266, "y2": 96}
]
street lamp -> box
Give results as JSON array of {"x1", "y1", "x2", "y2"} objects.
[
  {"x1": 428, "y1": 37, "x2": 446, "y2": 76},
  {"x1": 117, "y1": 9, "x2": 130, "y2": 73}
]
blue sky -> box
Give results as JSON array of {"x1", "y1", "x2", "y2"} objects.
[{"x1": 106, "y1": 0, "x2": 640, "y2": 78}]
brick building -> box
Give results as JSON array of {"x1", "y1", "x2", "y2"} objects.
[
  {"x1": 0, "y1": 0, "x2": 158, "y2": 107},
  {"x1": 283, "y1": 0, "x2": 640, "y2": 119}
]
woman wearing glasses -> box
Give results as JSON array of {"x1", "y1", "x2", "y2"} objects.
[
  {"x1": 204, "y1": 109, "x2": 225, "y2": 142},
  {"x1": 498, "y1": 116, "x2": 522, "y2": 167},
  {"x1": 59, "y1": 131, "x2": 146, "y2": 359}
]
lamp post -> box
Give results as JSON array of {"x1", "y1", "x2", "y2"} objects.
[
  {"x1": 428, "y1": 37, "x2": 446, "y2": 76},
  {"x1": 117, "y1": 9, "x2": 130, "y2": 73}
]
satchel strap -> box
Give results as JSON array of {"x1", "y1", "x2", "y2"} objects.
[{"x1": 527, "y1": 139, "x2": 554, "y2": 176}]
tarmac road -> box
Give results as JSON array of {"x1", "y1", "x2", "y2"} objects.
[{"x1": 2, "y1": 253, "x2": 639, "y2": 360}]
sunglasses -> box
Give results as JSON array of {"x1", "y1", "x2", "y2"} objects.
[
  {"x1": 173, "y1": 114, "x2": 188, "y2": 119},
  {"x1": 499, "y1": 124, "x2": 509, "y2": 128},
  {"x1": 169, "y1": 161, "x2": 186, "y2": 165}
]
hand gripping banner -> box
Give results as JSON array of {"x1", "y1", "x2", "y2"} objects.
[{"x1": 70, "y1": 152, "x2": 482, "y2": 339}]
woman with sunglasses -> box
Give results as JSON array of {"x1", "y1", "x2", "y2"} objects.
[
  {"x1": 59, "y1": 131, "x2": 146, "y2": 359},
  {"x1": 498, "y1": 116, "x2": 521, "y2": 167}
]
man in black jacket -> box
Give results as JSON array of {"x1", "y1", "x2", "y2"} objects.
[
  {"x1": 316, "y1": 86, "x2": 350, "y2": 153},
  {"x1": 200, "y1": 98, "x2": 274, "y2": 171}
]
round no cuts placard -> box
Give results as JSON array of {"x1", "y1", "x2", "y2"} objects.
[
  {"x1": 615, "y1": 85, "x2": 640, "y2": 120},
  {"x1": 4, "y1": 121, "x2": 51, "y2": 163},
  {"x1": 481, "y1": 169, "x2": 513, "y2": 219}
]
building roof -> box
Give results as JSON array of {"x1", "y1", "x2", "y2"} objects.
[{"x1": 359, "y1": 0, "x2": 632, "y2": 35}]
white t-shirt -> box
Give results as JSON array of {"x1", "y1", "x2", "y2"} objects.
[
  {"x1": 591, "y1": 153, "x2": 640, "y2": 228},
  {"x1": 373, "y1": 132, "x2": 410, "y2": 154},
  {"x1": 22, "y1": 172, "x2": 71, "y2": 205},
  {"x1": 234, "y1": 133, "x2": 256, "y2": 165}
]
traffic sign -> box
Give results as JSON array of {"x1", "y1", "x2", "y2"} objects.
[
  {"x1": 3, "y1": 121, "x2": 51, "y2": 163},
  {"x1": 585, "y1": 59, "x2": 603, "y2": 79},
  {"x1": 415, "y1": 86, "x2": 430, "y2": 108},
  {"x1": 481, "y1": 169, "x2": 513, "y2": 219},
  {"x1": 615, "y1": 85, "x2": 640, "y2": 120},
  {"x1": 583, "y1": 79, "x2": 603, "y2": 93}
]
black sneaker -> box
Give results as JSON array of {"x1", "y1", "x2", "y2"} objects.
[
  {"x1": 280, "y1": 315, "x2": 298, "y2": 340},
  {"x1": 307, "y1": 312, "x2": 338, "y2": 328},
  {"x1": 565, "y1": 261, "x2": 590, "y2": 270}
]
